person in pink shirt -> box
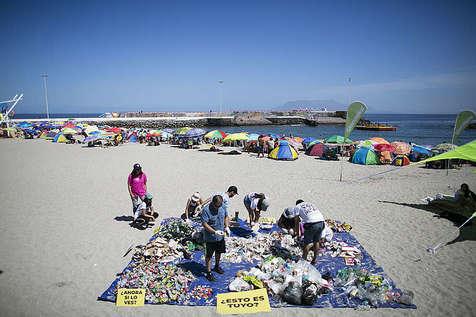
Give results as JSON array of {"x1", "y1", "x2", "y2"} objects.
[{"x1": 127, "y1": 163, "x2": 150, "y2": 221}]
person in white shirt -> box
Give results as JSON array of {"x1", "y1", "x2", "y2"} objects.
[{"x1": 290, "y1": 201, "x2": 325, "y2": 265}]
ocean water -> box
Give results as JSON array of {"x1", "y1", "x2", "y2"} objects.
[
  {"x1": 13, "y1": 113, "x2": 475, "y2": 146},
  {"x1": 213, "y1": 114, "x2": 476, "y2": 146}
]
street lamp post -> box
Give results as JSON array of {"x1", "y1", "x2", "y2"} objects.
[
  {"x1": 218, "y1": 80, "x2": 224, "y2": 115},
  {"x1": 41, "y1": 74, "x2": 50, "y2": 120}
]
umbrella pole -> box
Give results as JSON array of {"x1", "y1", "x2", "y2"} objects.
[
  {"x1": 339, "y1": 143, "x2": 345, "y2": 182},
  {"x1": 427, "y1": 212, "x2": 475, "y2": 255}
]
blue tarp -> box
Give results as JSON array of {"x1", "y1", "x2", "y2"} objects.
[{"x1": 98, "y1": 218, "x2": 415, "y2": 309}]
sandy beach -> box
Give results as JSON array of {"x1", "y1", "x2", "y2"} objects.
[{"x1": 0, "y1": 138, "x2": 475, "y2": 317}]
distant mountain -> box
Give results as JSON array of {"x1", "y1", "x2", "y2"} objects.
[{"x1": 277, "y1": 99, "x2": 345, "y2": 111}]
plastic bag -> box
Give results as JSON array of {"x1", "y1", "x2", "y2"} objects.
[
  {"x1": 282, "y1": 281, "x2": 303, "y2": 305},
  {"x1": 229, "y1": 277, "x2": 252, "y2": 292},
  {"x1": 302, "y1": 282, "x2": 319, "y2": 305},
  {"x1": 294, "y1": 260, "x2": 322, "y2": 284}
]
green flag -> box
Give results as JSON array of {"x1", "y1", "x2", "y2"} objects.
[
  {"x1": 344, "y1": 101, "x2": 367, "y2": 139},
  {"x1": 453, "y1": 110, "x2": 475, "y2": 144}
]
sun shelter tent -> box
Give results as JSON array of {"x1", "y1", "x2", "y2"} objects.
[
  {"x1": 268, "y1": 140, "x2": 299, "y2": 160},
  {"x1": 351, "y1": 147, "x2": 379, "y2": 165},
  {"x1": 53, "y1": 133, "x2": 68, "y2": 143},
  {"x1": 420, "y1": 140, "x2": 476, "y2": 164},
  {"x1": 306, "y1": 143, "x2": 325, "y2": 157},
  {"x1": 392, "y1": 155, "x2": 410, "y2": 166}
]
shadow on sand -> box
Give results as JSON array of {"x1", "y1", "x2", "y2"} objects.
[{"x1": 378, "y1": 200, "x2": 475, "y2": 245}]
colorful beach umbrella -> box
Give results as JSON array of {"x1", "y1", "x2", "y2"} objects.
[
  {"x1": 149, "y1": 130, "x2": 162, "y2": 137},
  {"x1": 374, "y1": 143, "x2": 395, "y2": 152},
  {"x1": 204, "y1": 130, "x2": 227, "y2": 139},
  {"x1": 223, "y1": 132, "x2": 249, "y2": 142},
  {"x1": 391, "y1": 141, "x2": 411, "y2": 155},
  {"x1": 370, "y1": 137, "x2": 390, "y2": 145},
  {"x1": 325, "y1": 135, "x2": 352, "y2": 144},
  {"x1": 62, "y1": 127, "x2": 78, "y2": 135},
  {"x1": 174, "y1": 127, "x2": 192, "y2": 136},
  {"x1": 306, "y1": 143, "x2": 325, "y2": 157},
  {"x1": 185, "y1": 128, "x2": 206, "y2": 138},
  {"x1": 268, "y1": 140, "x2": 299, "y2": 161},
  {"x1": 412, "y1": 144, "x2": 432, "y2": 156}
]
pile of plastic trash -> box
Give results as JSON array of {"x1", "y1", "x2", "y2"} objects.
[
  {"x1": 228, "y1": 256, "x2": 333, "y2": 306},
  {"x1": 156, "y1": 217, "x2": 194, "y2": 242},
  {"x1": 334, "y1": 268, "x2": 414, "y2": 307},
  {"x1": 132, "y1": 237, "x2": 190, "y2": 263},
  {"x1": 115, "y1": 262, "x2": 196, "y2": 304}
]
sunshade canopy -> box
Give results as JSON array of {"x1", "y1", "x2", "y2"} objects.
[{"x1": 422, "y1": 140, "x2": 476, "y2": 163}]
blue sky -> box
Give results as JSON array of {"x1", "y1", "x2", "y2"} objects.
[{"x1": 1, "y1": 0, "x2": 475, "y2": 113}]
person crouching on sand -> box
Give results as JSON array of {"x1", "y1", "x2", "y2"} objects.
[
  {"x1": 278, "y1": 199, "x2": 304, "y2": 236},
  {"x1": 243, "y1": 192, "x2": 269, "y2": 226},
  {"x1": 289, "y1": 201, "x2": 325, "y2": 265},
  {"x1": 201, "y1": 195, "x2": 230, "y2": 281},
  {"x1": 182, "y1": 192, "x2": 204, "y2": 221}
]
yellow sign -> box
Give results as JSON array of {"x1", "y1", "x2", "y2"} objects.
[
  {"x1": 216, "y1": 288, "x2": 271, "y2": 315},
  {"x1": 116, "y1": 288, "x2": 145, "y2": 306}
]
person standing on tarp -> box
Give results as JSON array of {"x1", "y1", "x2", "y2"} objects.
[
  {"x1": 290, "y1": 201, "x2": 325, "y2": 265},
  {"x1": 201, "y1": 195, "x2": 230, "y2": 281}
]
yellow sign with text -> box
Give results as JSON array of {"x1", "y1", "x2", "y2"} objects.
[
  {"x1": 216, "y1": 288, "x2": 271, "y2": 315},
  {"x1": 116, "y1": 288, "x2": 145, "y2": 306}
]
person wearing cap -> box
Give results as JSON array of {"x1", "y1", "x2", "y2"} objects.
[
  {"x1": 182, "y1": 192, "x2": 204, "y2": 220},
  {"x1": 127, "y1": 163, "x2": 152, "y2": 221},
  {"x1": 203, "y1": 185, "x2": 239, "y2": 214},
  {"x1": 277, "y1": 199, "x2": 304, "y2": 236},
  {"x1": 201, "y1": 195, "x2": 230, "y2": 281},
  {"x1": 292, "y1": 201, "x2": 325, "y2": 265},
  {"x1": 243, "y1": 192, "x2": 269, "y2": 226}
]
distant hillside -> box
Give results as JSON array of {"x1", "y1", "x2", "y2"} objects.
[{"x1": 277, "y1": 99, "x2": 345, "y2": 111}]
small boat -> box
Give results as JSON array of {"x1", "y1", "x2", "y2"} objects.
[{"x1": 356, "y1": 122, "x2": 397, "y2": 131}]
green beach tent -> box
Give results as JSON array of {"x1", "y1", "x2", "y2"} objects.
[{"x1": 421, "y1": 140, "x2": 476, "y2": 163}]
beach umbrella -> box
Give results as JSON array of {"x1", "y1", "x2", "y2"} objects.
[
  {"x1": 259, "y1": 135, "x2": 271, "y2": 142},
  {"x1": 204, "y1": 130, "x2": 227, "y2": 139},
  {"x1": 351, "y1": 147, "x2": 379, "y2": 165},
  {"x1": 370, "y1": 137, "x2": 390, "y2": 145},
  {"x1": 374, "y1": 143, "x2": 395, "y2": 152},
  {"x1": 84, "y1": 135, "x2": 101, "y2": 143},
  {"x1": 223, "y1": 132, "x2": 249, "y2": 142},
  {"x1": 16, "y1": 122, "x2": 32, "y2": 129},
  {"x1": 161, "y1": 131, "x2": 173, "y2": 139},
  {"x1": 85, "y1": 125, "x2": 99, "y2": 135},
  {"x1": 412, "y1": 144, "x2": 432, "y2": 156},
  {"x1": 306, "y1": 143, "x2": 325, "y2": 157},
  {"x1": 62, "y1": 127, "x2": 78, "y2": 135},
  {"x1": 391, "y1": 141, "x2": 411, "y2": 155},
  {"x1": 174, "y1": 127, "x2": 192, "y2": 136},
  {"x1": 302, "y1": 137, "x2": 316, "y2": 145},
  {"x1": 247, "y1": 133, "x2": 260, "y2": 141},
  {"x1": 105, "y1": 127, "x2": 122, "y2": 134},
  {"x1": 359, "y1": 140, "x2": 375, "y2": 148},
  {"x1": 268, "y1": 140, "x2": 299, "y2": 161},
  {"x1": 284, "y1": 137, "x2": 301, "y2": 150},
  {"x1": 325, "y1": 135, "x2": 352, "y2": 144},
  {"x1": 162, "y1": 128, "x2": 175, "y2": 134},
  {"x1": 149, "y1": 129, "x2": 162, "y2": 137},
  {"x1": 185, "y1": 128, "x2": 206, "y2": 138}
]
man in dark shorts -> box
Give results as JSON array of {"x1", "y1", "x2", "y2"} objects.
[
  {"x1": 291, "y1": 201, "x2": 325, "y2": 265},
  {"x1": 201, "y1": 195, "x2": 230, "y2": 281}
]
